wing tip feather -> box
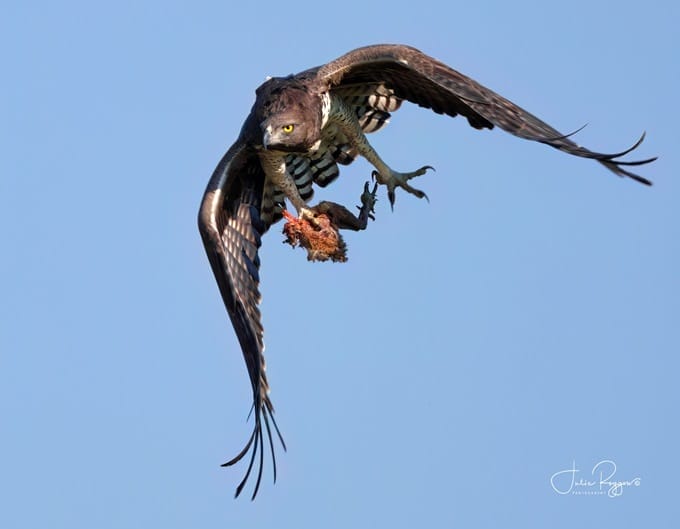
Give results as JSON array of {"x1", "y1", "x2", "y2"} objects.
[{"x1": 224, "y1": 401, "x2": 286, "y2": 500}]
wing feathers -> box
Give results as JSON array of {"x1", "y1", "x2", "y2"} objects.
[
  {"x1": 319, "y1": 44, "x2": 654, "y2": 184},
  {"x1": 332, "y1": 83, "x2": 403, "y2": 133},
  {"x1": 198, "y1": 142, "x2": 285, "y2": 500}
]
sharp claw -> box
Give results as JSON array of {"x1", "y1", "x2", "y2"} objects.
[
  {"x1": 388, "y1": 189, "x2": 396, "y2": 210},
  {"x1": 359, "y1": 181, "x2": 378, "y2": 210},
  {"x1": 411, "y1": 187, "x2": 429, "y2": 201}
]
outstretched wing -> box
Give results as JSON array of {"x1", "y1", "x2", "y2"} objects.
[
  {"x1": 316, "y1": 44, "x2": 655, "y2": 184},
  {"x1": 198, "y1": 140, "x2": 285, "y2": 500}
]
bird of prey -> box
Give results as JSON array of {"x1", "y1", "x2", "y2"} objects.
[{"x1": 198, "y1": 44, "x2": 655, "y2": 499}]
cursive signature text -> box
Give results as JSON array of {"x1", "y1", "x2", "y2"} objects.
[{"x1": 550, "y1": 460, "x2": 641, "y2": 498}]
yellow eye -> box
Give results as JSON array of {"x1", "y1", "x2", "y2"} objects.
[{"x1": 282, "y1": 124, "x2": 294, "y2": 134}]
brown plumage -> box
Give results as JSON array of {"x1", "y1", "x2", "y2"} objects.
[{"x1": 198, "y1": 44, "x2": 655, "y2": 500}]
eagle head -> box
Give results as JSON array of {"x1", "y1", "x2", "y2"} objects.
[{"x1": 254, "y1": 76, "x2": 323, "y2": 153}]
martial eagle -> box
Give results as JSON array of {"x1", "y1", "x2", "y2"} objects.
[{"x1": 198, "y1": 44, "x2": 655, "y2": 499}]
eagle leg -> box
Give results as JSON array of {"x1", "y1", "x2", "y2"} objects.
[
  {"x1": 312, "y1": 181, "x2": 378, "y2": 231},
  {"x1": 330, "y1": 95, "x2": 434, "y2": 209},
  {"x1": 281, "y1": 183, "x2": 378, "y2": 262},
  {"x1": 355, "y1": 181, "x2": 379, "y2": 229}
]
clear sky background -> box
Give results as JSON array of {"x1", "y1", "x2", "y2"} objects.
[{"x1": 2, "y1": 1, "x2": 678, "y2": 528}]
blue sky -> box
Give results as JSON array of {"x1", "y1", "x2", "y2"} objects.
[{"x1": 2, "y1": 1, "x2": 678, "y2": 527}]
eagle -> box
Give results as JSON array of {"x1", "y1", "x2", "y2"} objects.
[{"x1": 198, "y1": 44, "x2": 655, "y2": 499}]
